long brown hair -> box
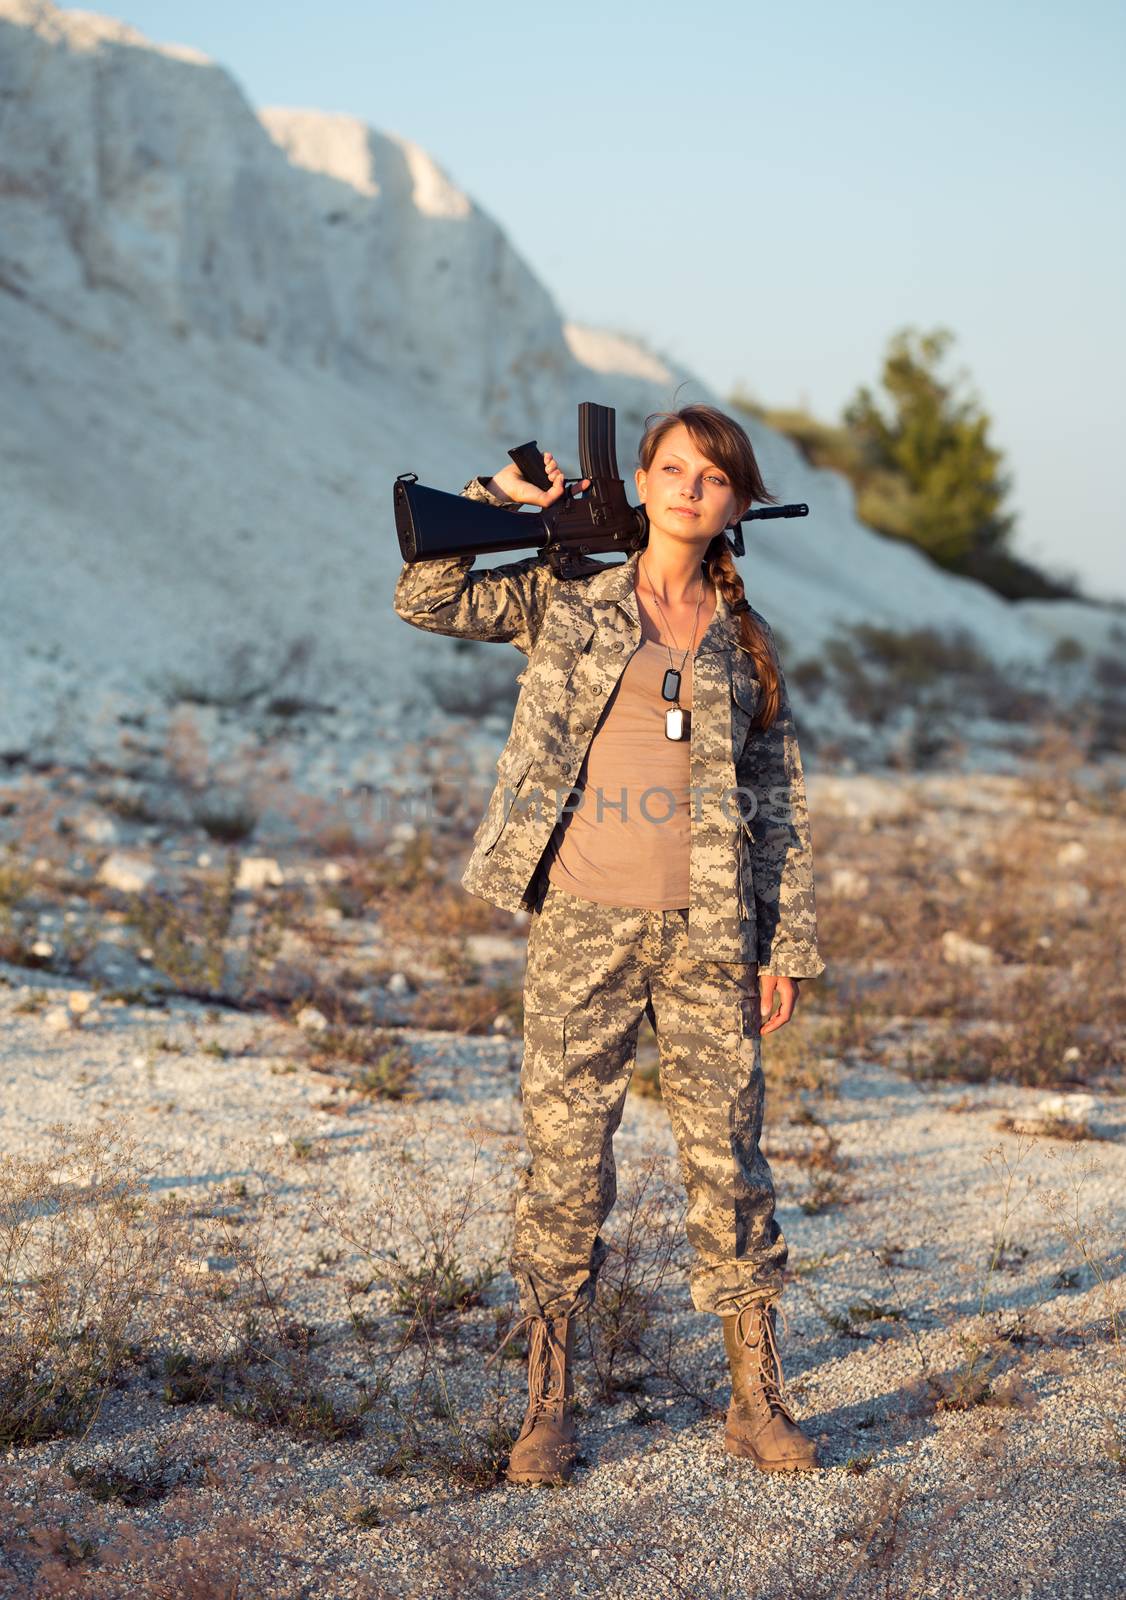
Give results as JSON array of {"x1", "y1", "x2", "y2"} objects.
[{"x1": 638, "y1": 403, "x2": 781, "y2": 729}]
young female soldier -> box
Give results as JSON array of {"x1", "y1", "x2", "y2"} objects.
[{"x1": 393, "y1": 403, "x2": 825, "y2": 1485}]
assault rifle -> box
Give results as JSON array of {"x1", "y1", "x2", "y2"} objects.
[{"x1": 394, "y1": 401, "x2": 809, "y2": 580}]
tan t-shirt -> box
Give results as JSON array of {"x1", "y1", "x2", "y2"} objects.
[{"x1": 544, "y1": 636, "x2": 695, "y2": 909}]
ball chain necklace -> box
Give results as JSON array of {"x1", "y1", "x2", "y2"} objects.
[{"x1": 638, "y1": 555, "x2": 707, "y2": 742}]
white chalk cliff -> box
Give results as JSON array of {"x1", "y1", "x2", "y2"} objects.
[{"x1": 0, "y1": 0, "x2": 1116, "y2": 786}]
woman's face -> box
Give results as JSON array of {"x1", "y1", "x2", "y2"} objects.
[{"x1": 635, "y1": 423, "x2": 747, "y2": 547}]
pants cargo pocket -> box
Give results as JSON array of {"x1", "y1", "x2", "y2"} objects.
[
  {"x1": 521, "y1": 1010, "x2": 567, "y2": 1065},
  {"x1": 519, "y1": 1009, "x2": 570, "y2": 1108},
  {"x1": 739, "y1": 989, "x2": 763, "y2": 1039}
]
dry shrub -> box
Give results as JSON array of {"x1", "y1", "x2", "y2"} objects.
[
  {"x1": 760, "y1": 1011, "x2": 839, "y2": 1114},
  {"x1": 406, "y1": 976, "x2": 522, "y2": 1037},
  {"x1": 315, "y1": 828, "x2": 452, "y2": 916},
  {"x1": 119, "y1": 852, "x2": 307, "y2": 1006},
  {"x1": 1040, "y1": 1146, "x2": 1124, "y2": 1363},
  {"x1": 823, "y1": 620, "x2": 1041, "y2": 735},
  {"x1": 380, "y1": 877, "x2": 500, "y2": 941},
  {"x1": 300, "y1": 1024, "x2": 419, "y2": 1100},
  {"x1": 849, "y1": 1136, "x2": 1119, "y2": 1443},
  {"x1": 0, "y1": 1127, "x2": 199, "y2": 1448},
  {"x1": 584, "y1": 1154, "x2": 690, "y2": 1404},
  {"x1": 308, "y1": 1128, "x2": 509, "y2": 1343},
  {"x1": 813, "y1": 769, "x2": 1124, "y2": 1089}
]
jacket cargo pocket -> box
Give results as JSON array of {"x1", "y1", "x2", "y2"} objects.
[
  {"x1": 735, "y1": 810, "x2": 755, "y2": 926},
  {"x1": 480, "y1": 758, "x2": 534, "y2": 855}
]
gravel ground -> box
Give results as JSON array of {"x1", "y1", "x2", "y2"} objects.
[{"x1": 0, "y1": 965, "x2": 1123, "y2": 1600}]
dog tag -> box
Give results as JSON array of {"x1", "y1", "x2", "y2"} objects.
[
  {"x1": 661, "y1": 668, "x2": 681, "y2": 701},
  {"x1": 664, "y1": 706, "x2": 689, "y2": 741}
]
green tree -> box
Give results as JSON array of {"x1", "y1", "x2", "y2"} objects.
[
  {"x1": 730, "y1": 329, "x2": 1084, "y2": 600},
  {"x1": 842, "y1": 325, "x2": 1014, "y2": 570}
]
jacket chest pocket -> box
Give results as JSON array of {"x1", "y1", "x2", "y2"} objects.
[{"x1": 525, "y1": 613, "x2": 597, "y2": 707}]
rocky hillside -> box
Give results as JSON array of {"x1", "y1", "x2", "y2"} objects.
[{"x1": 0, "y1": 0, "x2": 1119, "y2": 789}]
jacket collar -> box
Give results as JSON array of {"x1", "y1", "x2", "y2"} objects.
[{"x1": 584, "y1": 548, "x2": 739, "y2": 654}]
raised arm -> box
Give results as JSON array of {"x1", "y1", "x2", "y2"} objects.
[
  {"x1": 392, "y1": 476, "x2": 558, "y2": 654},
  {"x1": 393, "y1": 445, "x2": 590, "y2": 655},
  {"x1": 735, "y1": 623, "x2": 825, "y2": 979}
]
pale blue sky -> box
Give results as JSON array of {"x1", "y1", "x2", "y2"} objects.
[{"x1": 82, "y1": 1, "x2": 1125, "y2": 600}]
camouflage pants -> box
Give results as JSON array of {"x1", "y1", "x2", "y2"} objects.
[{"x1": 513, "y1": 880, "x2": 787, "y2": 1321}]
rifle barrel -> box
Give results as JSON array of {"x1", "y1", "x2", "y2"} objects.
[{"x1": 745, "y1": 503, "x2": 809, "y2": 520}]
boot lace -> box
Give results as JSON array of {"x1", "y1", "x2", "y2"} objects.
[
  {"x1": 733, "y1": 1300, "x2": 796, "y2": 1424},
  {"x1": 485, "y1": 1312, "x2": 568, "y2": 1419}
]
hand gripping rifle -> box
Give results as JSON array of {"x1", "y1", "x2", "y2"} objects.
[{"x1": 394, "y1": 401, "x2": 809, "y2": 580}]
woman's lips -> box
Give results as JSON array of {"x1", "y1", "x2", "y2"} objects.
[{"x1": 672, "y1": 509, "x2": 699, "y2": 518}]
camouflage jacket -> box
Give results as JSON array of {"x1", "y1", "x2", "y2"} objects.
[{"x1": 393, "y1": 477, "x2": 825, "y2": 978}]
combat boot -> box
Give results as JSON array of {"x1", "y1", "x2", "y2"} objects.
[
  {"x1": 722, "y1": 1301, "x2": 820, "y2": 1471},
  {"x1": 490, "y1": 1313, "x2": 578, "y2": 1486}
]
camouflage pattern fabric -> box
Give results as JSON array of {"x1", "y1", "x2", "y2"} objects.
[
  {"x1": 515, "y1": 881, "x2": 786, "y2": 1320},
  {"x1": 393, "y1": 476, "x2": 825, "y2": 977}
]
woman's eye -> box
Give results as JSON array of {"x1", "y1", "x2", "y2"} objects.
[{"x1": 662, "y1": 464, "x2": 726, "y2": 485}]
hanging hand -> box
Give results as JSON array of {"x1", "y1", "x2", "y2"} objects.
[{"x1": 759, "y1": 974, "x2": 801, "y2": 1036}]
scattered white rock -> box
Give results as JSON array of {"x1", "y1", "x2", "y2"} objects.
[
  {"x1": 1056, "y1": 840, "x2": 1087, "y2": 867},
  {"x1": 31, "y1": 938, "x2": 54, "y2": 958},
  {"x1": 466, "y1": 934, "x2": 521, "y2": 965},
  {"x1": 491, "y1": 1013, "x2": 514, "y2": 1035},
  {"x1": 297, "y1": 1006, "x2": 329, "y2": 1033},
  {"x1": 97, "y1": 852, "x2": 157, "y2": 893},
  {"x1": 78, "y1": 813, "x2": 119, "y2": 845},
  {"x1": 1054, "y1": 883, "x2": 1091, "y2": 910},
  {"x1": 941, "y1": 930, "x2": 998, "y2": 967},
  {"x1": 237, "y1": 856, "x2": 284, "y2": 890},
  {"x1": 322, "y1": 862, "x2": 344, "y2": 883},
  {"x1": 829, "y1": 867, "x2": 870, "y2": 900},
  {"x1": 1037, "y1": 1092, "x2": 1098, "y2": 1124},
  {"x1": 386, "y1": 972, "x2": 411, "y2": 997},
  {"x1": 390, "y1": 824, "x2": 417, "y2": 844},
  {"x1": 45, "y1": 992, "x2": 100, "y2": 1029}
]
